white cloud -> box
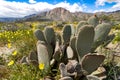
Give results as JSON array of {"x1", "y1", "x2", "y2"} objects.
[
  {"x1": 0, "y1": 0, "x2": 85, "y2": 17},
  {"x1": 29, "y1": 0, "x2": 36, "y2": 4},
  {"x1": 94, "y1": 0, "x2": 120, "y2": 13},
  {"x1": 93, "y1": 9, "x2": 105, "y2": 13},
  {"x1": 111, "y1": 2, "x2": 120, "y2": 10},
  {"x1": 95, "y1": 0, "x2": 120, "y2": 6}
]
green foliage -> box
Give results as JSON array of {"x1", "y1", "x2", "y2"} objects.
[
  {"x1": 113, "y1": 30, "x2": 120, "y2": 43},
  {"x1": 100, "y1": 14, "x2": 114, "y2": 22},
  {"x1": 7, "y1": 64, "x2": 46, "y2": 80}
]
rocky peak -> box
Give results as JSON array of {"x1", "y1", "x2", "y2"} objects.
[{"x1": 46, "y1": 7, "x2": 74, "y2": 22}]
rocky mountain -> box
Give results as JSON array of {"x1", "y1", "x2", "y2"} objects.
[
  {"x1": 23, "y1": 7, "x2": 120, "y2": 22},
  {"x1": 1, "y1": 7, "x2": 120, "y2": 22},
  {"x1": 23, "y1": 7, "x2": 92, "y2": 22}
]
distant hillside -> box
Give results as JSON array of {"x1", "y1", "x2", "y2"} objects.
[
  {"x1": 1, "y1": 7, "x2": 120, "y2": 22},
  {"x1": 22, "y1": 7, "x2": 120, "y2": 22},
  {"x1": 0, "y1": 18, "x2": 21, "y2": 22},
  {"x1": 22, "y1": 7, "x2": 92, "y2": 22}
]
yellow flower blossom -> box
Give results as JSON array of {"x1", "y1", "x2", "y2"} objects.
[
  {"x1": 27, "y1": 31, "x2": 30, "y2": 34},
  {"x1": 12, "y1": 50, "x2": 17, "y2": 56},
  {"x1": 7, "y1": 43, "x2": 11, "y2": 48},
  {"x1": 39, "y1": 63, "x2": 44, "y2": 70},
  {"x1": 8, "y1": 39, "x2": 11, "y2": 42},
  {"x1": 8, "y1": 60, "x2": 14, "y2": 66}
]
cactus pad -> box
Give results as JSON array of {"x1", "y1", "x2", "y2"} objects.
[
  {"x1": 34, "y1": 29, "x2": 46, "y2": 42},
  {"x1": 76, "y1": 25, "x2": 95, "y2": 57},
  {"x1": 61, "y1": 24, "x2": 71, "y2": 44},
  {"x1": 44, "y1": 26, "x2": 55, "y2": 45},
  {"x1": 37, "y1": 41, "x2": 50, "y2": 70},
  {"x1": 81, "y1": 54, "x2": 105, "y2": 74}
]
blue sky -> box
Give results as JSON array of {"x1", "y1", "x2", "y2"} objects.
[{"x1": 0, "y1": 0, "x2": 120, "y2": 17}]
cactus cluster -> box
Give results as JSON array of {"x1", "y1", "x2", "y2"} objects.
[{"x1": 20, "y1": 14, "x2": 115, "y2": 80}]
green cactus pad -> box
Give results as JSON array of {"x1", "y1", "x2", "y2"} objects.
[
  {"x1": 70, "y1": 24, "x2": 76, "y2": 36},
  {"x1": 76, "y1": 25, "x2": 95, "y2": 58},
  {"x1": 88, "y1": 14, "x2": 99, "y2": 27},
  {"x1": 91, "y1": 23, "x2": 112, "y2": 51},
  {"x1": 61, "y1": 24, "x2": 72, "y2": 44},
  {"x1": 70, "y1": 36, "x2": 76, "y2": 52},
  {"x1": 53, "y1": 41, "x2": 62, "y2": 61},
  {"x1": 70, "y1": 36, "x2": 78, "y2": 59},
  {"x1": 56, "y1": 33, "x2": 62, "y2": 45},
  {"x1": 76, "y1": 21, "x2": 88, "y2": 34},
  {"x1": 81, "y1": 54, "x2": 105, "y2": 74},
  {"x1": 34, "y1": 29, "x2": 46, "y2": 42},
  {"x1": 37, "y1": 41, "x2": 50, "y2": 70},
  {"x1": 43, "y1": 26, "x2": 55, "y2": 45},
  {"x1": 94, "y1": 23, "x2": 112, "y2": 42},
  {"x1": 47, "y1": 44, "x2": 53, "y2": 60},
  {"x1": 28, "y1": 50, "x2": 38, "y2": 62}
]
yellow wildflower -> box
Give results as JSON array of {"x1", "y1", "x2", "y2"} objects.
[
  {"x1": 12, "y1": 50, "x2": 17, "y2": 56},
  {"x1": 8, "y1": 60, "x2": 14, "y2": 66},
  {"x1": 7, "y1": 43, "x2": 11, "y2": 48},
  {"x1": 27, "y1": 31, "x2": 30, "y2": 34},
  {"x1": 8, "y1": 39, "x2": 11, "y2": 42},
  {"x1": 39, "y1": 63, "x2": 44, "y2": 70}
]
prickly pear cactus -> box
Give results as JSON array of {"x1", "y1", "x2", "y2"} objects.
[
  {"x1": 69, "y1": 36, "x2": 78, "y2": 60},
  {"x1": 61, "y1": 24, "x2": 71, "y2": 44},
  {"x1": 47, "y1": 44, "x2": 53, "y2": 60},
  {"x1": 87, "y1": 75, "x2": 101, "y2": 80},
  {"x1": 94, "y1": 23, "x2": 112, "y2": 42},
  {"x1": 70, "y1": 36, "x2": 76, "y2": 53},
  {"x1": 56, "y1": 33, "x2": 62, "y2": 45},
  {"x1": 88, "y1": 14, "x2": 99, "y2": 27},
  {"x1": 59, "y1": 63, "x2": 68, "y2": 77},
  {"x1": 76, "y1": 25, "x2": 95, "y2": 58},
  {"x1": 43, "y1": 26, "x2": 55, "y2": 45},
  {"x1": 81, "y1": 54, "x2": 105, "y2": 74},
  {"x1": 66, "y1": 46, "x2": 74, "y2": 59},
  {"x1": 34, "y1": 29, "x2": 46, "y2": 42},
  {"x1": 91, "y1": 23, "x2": 112, "y2": 51},
  {"x1": 53, "y1": 41, "x2": 62, "y2": 61},
  {"x1": 76, "y1": 21, "x2": 88, "y2": 34},
  {"x1": 37, "y1": 41, "x2": 50, "y2": 71},
  {"x1": 70, "y1": 24, "x2": 76, "y2": 36}
]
